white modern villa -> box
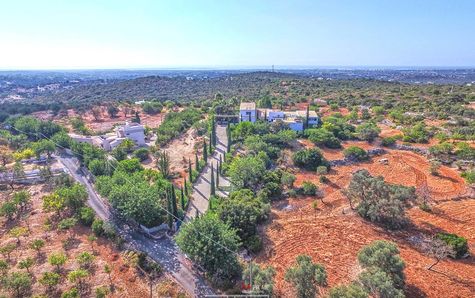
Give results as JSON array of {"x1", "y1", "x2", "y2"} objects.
[
  {"x1": 239, "y1": 102, "x2": 319, "y2": 132},
  {"x1": 69, "y1": 122, "x2": 146, "y2": 151}
]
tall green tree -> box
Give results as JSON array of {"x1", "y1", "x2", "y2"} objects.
[
  {"x1": 243, "y1": 263, "x2": 276, "y2": 296},
  {"x1": 166, "y1": 192, "x2": 173, "y2": 229},
  {"x1": 212, "y1": 117, "x2": 217, "y2": 147},
  {"x1": 227, "y1": 127, "x2": 232, "y2": 153},
  {"x1": 188, "y1": 158, "x2": 193, "y2": 182},
  {"x1": 215, "y1": 163, "x2": 219, "y2": 188},
  {"x1": 180, "y1": 187, "x2": 186, "y2": 210},
  {"x1": 209, "y1": 133, "x2": 213, "y2": 153},
  {"x1": 285, "y1": 255, "x2": 327, "y2": 298},
  {"x1": 195, "y1": 152, "x2": 200, "y2": 172},
  {"x1": 203, "y1": 140, "x2": 208, "y2": 162},
  {"x1": 176, "y1": 216, "x2": 241, "y2": 286},
  {"x1": 210, "y1": 163, "x2": 216, "y2": 196},
  {"x1": 170, "y1": 185, "x2": 178, "y2": 219},
  {"x1": 358, "y1": 240, "x2": 405, "y2": 289},
  {"x1": 305, "y1": 105, "x2": 310, "y2": 129}
]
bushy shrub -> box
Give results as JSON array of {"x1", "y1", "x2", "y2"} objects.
[
  {"x1": 343, "y1": 146, "x2": 369, "y2": 161},
  {"x1": 436, "y1": 233, "x2": 469, "y2": 258},
  {"x1": 92, "y1": 219, "x2": 104, "y2": 236},
  {"x1": 307, "y1": 128, "x2": 341, "y2": 148},
  {"x1": 133, "y1": 148, "x2": 150, "y2": 161},
  {"x1": 381, "y1": 136, "x2": 399, "y2": 147},
  {"x1": 461, "y1": 170, "x2": 475, "y2": 184},
  {"x1": 316, "y1": 166, "x2": 328, "y2": 175},
  {"x1": 78, "y1": 207, "x2": 95, "y2": 226},
  {"x1": 292, "y1": 148, "x2": 327, "y2": 171},
  {"x1": 301, "y1": 181, "x2": 318, "y2": 196},
  {"x1": 402, "y1": 122, "x2": 430, "y2": 143},
  {"x1": 346, "y1": 170, "x2": 416, "y2": 229}
]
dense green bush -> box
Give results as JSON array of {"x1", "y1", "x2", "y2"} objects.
[
  {"x1": 346, "y1": 170, "x2": 416, "y2": 229},
  {"x1": 78, "y1": 207, "x2": 95, "y2": 226},
  {"x1": 133, "y1": 148, "x2": 150, "y2": 161},
  {"x1": 461, "y1": 170, "x2": 475, "y2": 184},
  {"x1": 301, "y1": 181, "x2": 318, "y2": 196},
  {"x1": 306, "y1": 128, "x2": 341, "y2": 148},
  {"x1": 292, "y1": 148, "x2": 327, "y2": 170},
  {"x1": 142, "y1": 101, "x2": 163, "y2": 114},
  {"x1": 402, "y1": 122, "x2": 430, "y2": 143},
  {"x1": 356, "y1": 122, "x2": 381, "y2": 142},
  {"x1": 92, "y1": 219, "x2": 104, "y2": 236},
  {"x1": 343, "y1": 146, "x2": 369, "y2": 161},
  {"x1": 436, "y1": 233, "x2": 469, "y2": 258},
  {"x1": 381, "y1": 136, "x2": 399, "y2": 147}
]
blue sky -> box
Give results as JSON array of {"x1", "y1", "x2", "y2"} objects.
[{"x1": 1, "y1": 0, "x2": 474, "y2": 69}]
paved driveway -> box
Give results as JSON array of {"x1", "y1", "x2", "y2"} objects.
[
  {"x1": 59, "y1": 152, "x2": 215, "y2": 297},
  {"x1": 185, "y1": 124, "x2": 230, "y2": 220}
]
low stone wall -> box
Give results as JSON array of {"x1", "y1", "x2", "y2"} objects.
[{"x1": 393, "y1": 144, "x2": 429, "y2": 155}]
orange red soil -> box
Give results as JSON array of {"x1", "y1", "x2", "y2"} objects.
[{"x1": 258, "y1": 148, "x2": 472, "y2": 297}]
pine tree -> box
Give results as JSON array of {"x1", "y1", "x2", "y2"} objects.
[
  {"x1": 210, "y1": 163, "x2": 215, "y2": 196},
  {"x1": 203, "y1": 140, "x2": 208, "y2": 162},
  {"x1": 195, "y1": 153, "x2": 199, "y2": 172},
  {"x1": 188, "y1": 158, "x2": 193, "y2": 183},
  {"x1": 180, "y1": 187, "x2": 185, "y2": 210}
]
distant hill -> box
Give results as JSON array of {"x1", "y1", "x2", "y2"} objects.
[{"x1": 33, "y1": 72, "x2": 302, "y2": 104}]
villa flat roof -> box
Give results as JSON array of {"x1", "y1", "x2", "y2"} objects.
[{"x1": 240, "y1": 102, "x2": 256, "y2": 110}]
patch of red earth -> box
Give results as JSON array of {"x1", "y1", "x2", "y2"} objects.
[
  {"x1": 0, "y1": 184, "x2": 187, "y2": 298},
  {"x1": 320, "y1": 107, "x2": 350, "y2": 117},
  {"x1": 258, "y1": 148, "x2": 472, "y2": 297},
  {"x1": 378, "y1": 124, "x2": 403, "y2": 138}
]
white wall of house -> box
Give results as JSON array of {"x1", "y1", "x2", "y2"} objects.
[{"x1": 239, "y1": 109, "x2": 256, "y2": 122}]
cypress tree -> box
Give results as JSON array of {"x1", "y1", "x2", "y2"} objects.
[
  {"x1": 216, "y1": 163, "x2": 219, "y2": 188},
  {"x1": 171, "y1": 185, "x2": 178, "y2": 219},
  {"x1": 227, "y1": 133, "x2": 231, "y2": 153},
  {"x1": 195, "y1": 153, "x2": 199, "y2": 172},
  {"x1": 180, "y1": 187, "x2": 185, "y2": 210},
  {"x1": 209, "y1": 133, "x2": 213, "y2": 153},
  {"x1": 210, "y1": 163, "x2": 215, "y2": 196},
  {"x1": 211, "y1": 116, "x2": 217, "y2": 147},
  {"x1": 305, "y1": 105, "x2": 310, "y2": 129},
  {"x1": 188, "y1": 158, "x2": 193, "y2": 183},
  {"x1": 203, "y1": 140, "x2": 208, "y2": 162},
  {"x1": 184, "y1": 179, "x2": 188, "y2": 196},
  {"x1": 133, "y1": 111, "x2": 141, "y2": 124},
  {"x1": 166, "y1": 192, "x2": 173, "y2": 229},
  {"x1": 219, "y1": 155, "x2": 223, "y2": 174}
]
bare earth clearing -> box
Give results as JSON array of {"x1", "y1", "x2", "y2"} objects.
[
  {"x1": 32, "y1": 106, "x2": 167, "y2": 133},
  {"x1": 0, "y1": 184, "x2": 187, "y2": 298},
  {"x1": 257, "y1": 141, "x2": 474, "y2": 297}
]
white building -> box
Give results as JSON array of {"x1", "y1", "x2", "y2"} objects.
[
  {"x1": 117, "y1": 122, "x2": 146, "y2": 146},
  {"x1": 100, "y1": 122, "x2": 146, "y2": 151},
  {"x1": 239, "y1": 102, "x2": 257, "y2": 122},
  {"x1": 239, "y1": 102, "x2": 319, "y2": 133}
]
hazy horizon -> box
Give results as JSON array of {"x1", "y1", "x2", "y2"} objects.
[{"x1": 1, "y1": 0, "x2": 474, "y2": 70}]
